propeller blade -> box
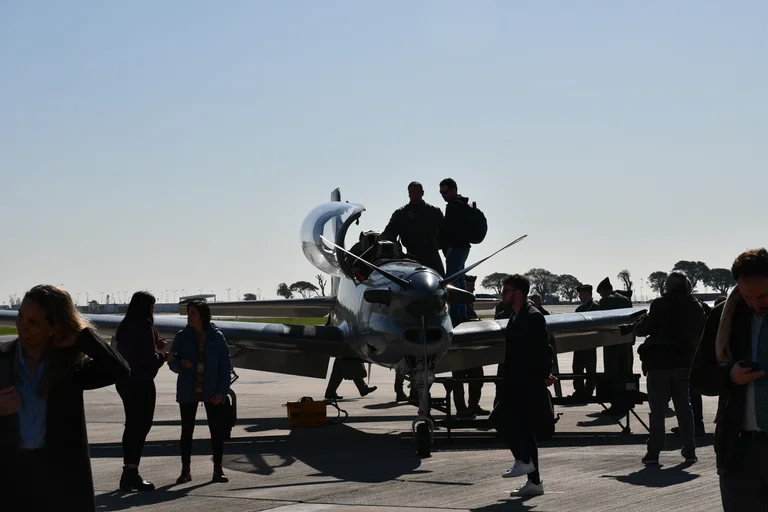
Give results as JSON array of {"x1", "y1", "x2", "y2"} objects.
[
  {"x1": 319, "y1": 236, "x2": 411, "y2": 288},
  {"x1": 439, "y1": 234, "x2": 528, "y2": 287}
]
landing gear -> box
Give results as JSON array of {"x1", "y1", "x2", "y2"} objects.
[
  {"x1": 414, "y1": 422, "x2": 431, "y2": 457},
  {"x1": 403, "y1": 354, "x2": 437, "y2": 457}
]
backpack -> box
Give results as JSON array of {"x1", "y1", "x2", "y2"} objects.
[{"x1": 467, "y1": 201, "x2": 487, "y2": 244}]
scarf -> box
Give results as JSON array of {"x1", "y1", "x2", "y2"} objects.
[{"x1": 715, "y1": 285, "x2": 742, "y2": 365}]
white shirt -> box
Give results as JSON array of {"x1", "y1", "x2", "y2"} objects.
[{"x1": 742, "y1": 313, "x2": 765, "y2": 431}]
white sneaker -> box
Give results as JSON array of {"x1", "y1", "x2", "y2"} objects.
[
  {"x1": 510, "y1": 480, "x2": 544, "y2": 496},
  {"x1": 502, "y1": 460, "x2": 535, "y2": 478}
]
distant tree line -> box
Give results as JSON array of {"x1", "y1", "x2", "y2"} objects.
[
  {"x1": 249, "y1": 260, "x2": 736, "y2": 302},
  {"x1": 480, "y1": 260, "x2": 735, "y2": 303},
  {"x1": 243, "y1": 274, "x2": 329, "y2": 300},
  {"x1": 647, "y1": 260, "x2": 735, "y2": 296}
]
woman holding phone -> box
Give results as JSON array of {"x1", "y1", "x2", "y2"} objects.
[
  {"x1": 168, "y1": 299, "x2": 233, "y2": 484},
  {"x1": 0, "y1": 285, "x2": 130, "y2": 511},
  {"x1": 114, "y1": 291, "x2": 171, "y2": 492}
]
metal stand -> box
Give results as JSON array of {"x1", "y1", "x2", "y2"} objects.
[{"x1": 431, "y1": 371, "x2": 650, "y2": 440}]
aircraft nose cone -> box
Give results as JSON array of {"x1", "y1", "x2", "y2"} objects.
[{"x1": 402, "y1": 271, "x2": 445, "y2": 318}]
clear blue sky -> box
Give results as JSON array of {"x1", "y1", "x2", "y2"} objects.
[{"x1": 1, "y1": 1, "x2": 765, "y2": 304}]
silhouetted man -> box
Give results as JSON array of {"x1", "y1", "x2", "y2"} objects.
[
  {"x1": 530, "y1": 293, "x2": 549, "y2": 315},
  {"x1": 492, "y1": 274, "x2": 554, "y2": 497},
  {"x1": 439, "y1": 178, "x2": 472, "y2": 323},
  {"x1": 635, "y1": 271, "x2": 706, "y2": 465},
  {"x1": 572, "y1": 284, "x2": 599, "y2": 398},
  {"x1": 597, "y1": 277, "x2": 634, "y2": 416},
  {"x1": 381, "y1": 181, "x2": 445, "y2": 276},
  {"x1": 691, "y1": 248, "x2": 768, "y2": 511},
  {"x1": 446, "y1": 275, "x2": 488, "y2": 416}
]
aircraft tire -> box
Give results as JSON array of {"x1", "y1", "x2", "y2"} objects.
[{"x1": 415, "y1": 423, "x2": 431, "y2": 457}]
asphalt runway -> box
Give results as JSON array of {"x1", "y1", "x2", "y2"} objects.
[{"x1": 0, "y1": 317, "x2": 725, "y2": 512}]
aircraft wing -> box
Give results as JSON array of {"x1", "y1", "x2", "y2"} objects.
[
  {"x1": 179, "y1": 296, "x2": 335, "y2": 318},
  {"x1": 472, "y1": 297, "x2": 500, "y2": 313},
  {"x1": 0, "y1": 309, "x2": 352, "y2": 379},
  {"x1": 436, "y1": 306, "x2": 647, "y2": 372}
]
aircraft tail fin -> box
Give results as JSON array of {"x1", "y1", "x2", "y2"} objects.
[{"x1": 330, "y1": 188, "x2": 342, "y2": 296}]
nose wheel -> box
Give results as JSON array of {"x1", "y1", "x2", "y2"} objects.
[{"x1": 413, "y1": 421, "x2": 432, "y2": 457}]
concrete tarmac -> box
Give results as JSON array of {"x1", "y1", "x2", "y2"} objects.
[{"x1": 0, "y1": 320, "x2": 724, "y2": 512}]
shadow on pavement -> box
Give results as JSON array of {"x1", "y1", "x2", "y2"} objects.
[{"x1": 601, "y1": 461, "x2": 701, "y2": 488}]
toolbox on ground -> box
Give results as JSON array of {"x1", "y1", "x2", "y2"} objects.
[{"x1": 286, "y1": 397, "x2": 327, "y2": 427}]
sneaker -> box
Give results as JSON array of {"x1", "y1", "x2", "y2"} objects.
[
  {"x1": 510, "y1": 480, "x2": 544, "y2": 496},
  {"x1": 502, "y1": 460, "x2": 536, "y2": 478},
  {"x1": 681, "y1": 449, "x2": 697, "y2": 463},
  {"x1": 641, "y1": 454, "x2": 659, "y2": 465}
]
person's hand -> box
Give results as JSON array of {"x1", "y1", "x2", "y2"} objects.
[
  {"x1": 165, "y1": 352, "x2": 175, "y2": 362},
  {"x1": 210, "y1": 393, "x2": 224, "y2": 405},
  {"x1": 545, "y1": 375, "x2": 557, "y2": 387},
  {"x1": 51, "y1": 329, "x2": 82, "y2": 348},
  {"x1": 182, "y1": 360, "x2": 193, "y2": 369},
  {"x1": 156, "y1": 338, "x2": 168, "y2": 349},
  {"x1": 730, "y1": 362, "x2": 766, "y2": 385},
  {"x1": 0, "y1": 386, "x2": 20, "y2": 416}
]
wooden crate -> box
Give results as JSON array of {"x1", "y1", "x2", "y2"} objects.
[{"x1": 286, "y1": 399, "x2": 327, "y2": 427}]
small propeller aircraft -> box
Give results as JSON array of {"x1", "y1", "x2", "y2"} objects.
[{"x1": 0, "y1": 188, "x2": 646, "y2": 456}]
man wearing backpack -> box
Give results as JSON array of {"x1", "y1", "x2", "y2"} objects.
[
  {"x1": 634, "y1": 271, "x2": 707, "y2": 465},
  {"x1": 438, "y1": 178, "x2": 486, "y2": 324}
]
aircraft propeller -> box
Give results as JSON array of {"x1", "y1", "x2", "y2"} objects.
[
  {"x1": 439, "y1": 234, "x2": 528, "y2": 287},
  {"x1": 319, "y1": 234, "x2": 528, "y2": 296}
]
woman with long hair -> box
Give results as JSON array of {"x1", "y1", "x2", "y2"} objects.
[
  {"x1": 168, "y1": 299, "x2": 232, "y2": 484},
  {"x1": 0, "y1": 285, "x2": 130, "y2": 511},
  {"x1": 114, "y1": 291, "x2": 169, "y2": 492}
]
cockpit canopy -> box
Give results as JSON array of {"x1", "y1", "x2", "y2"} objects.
[{"x1": 300, "y1": 201, "x2": 365, "y2": 277}]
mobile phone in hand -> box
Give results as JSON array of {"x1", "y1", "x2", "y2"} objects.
[{"x1": 739, "y1": 361, "x2": 761, "y2": 371}]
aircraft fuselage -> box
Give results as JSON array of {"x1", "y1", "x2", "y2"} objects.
[{"x1": 328, "y1": 260, "x2": 453, "y2": 368}]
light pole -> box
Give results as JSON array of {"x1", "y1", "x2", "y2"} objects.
[
  {"x1": 226, "y1": 288, "x2": 231, "y2": 301},
  {"x1": 172, "y1": 290, "x2": 177, "y2": 302}
]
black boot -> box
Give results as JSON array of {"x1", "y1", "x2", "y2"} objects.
[
  {"x1": 213, "y1": 464, "x2": 229, "y2": 483},
  {"x1": 176, "y1": 464, "x2": 191, "y2": 485},
  {"x1": 119, "y1": 466, "x2": 155, "y2": 492}
]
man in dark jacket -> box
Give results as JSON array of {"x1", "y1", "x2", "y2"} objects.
[
  {"x1": 573, "y1": 284, "x2": 599, "y2": 398},
  {"x1": 438, "y1": 178, "x2": 473, "y2": 324},
  {"x1": 634, "y1": 271, "x2": 707, "y2": 464},
  {"x1": 690, "y1": 248, "x2": 768, "y2": 511},
  {"x1": 493, "y1": 297, "x2": 513, "y2": 407},
  {"x1": 381, "y1": 181, "x2": 445, "y2": 276},
  {"x1": 596, "y1": 277, "x2": 635, "y2": 416},
  {"x1": 492, "y1": 274, "x2": 554, "y2": 497}
]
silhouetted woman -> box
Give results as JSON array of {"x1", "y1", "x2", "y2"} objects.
[
  {"x1": 0, "y1": 285, "x2": 130, "y2": 511},
  {"x1": 115, "y1": 291, "x2": 169, "y2": 492},
  {"x1": 168, "y1": 300, "x2": 232, "y2": 483}
]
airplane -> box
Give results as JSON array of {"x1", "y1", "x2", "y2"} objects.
[{"x1": 0, "y1": 188, "x2": 647, "y2": 457}]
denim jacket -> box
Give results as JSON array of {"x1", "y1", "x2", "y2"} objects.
[{"x1": 168, "y1": 325, "x2": 232, "y2": 404}]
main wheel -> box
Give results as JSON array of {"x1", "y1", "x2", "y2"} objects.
[{"x1": 415, "y1": 422, "x2": 431, "y2": 457}]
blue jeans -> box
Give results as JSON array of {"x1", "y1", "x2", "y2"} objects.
[{"x1": 445, "y1": 247, "x2": 470, "y2": 323}]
